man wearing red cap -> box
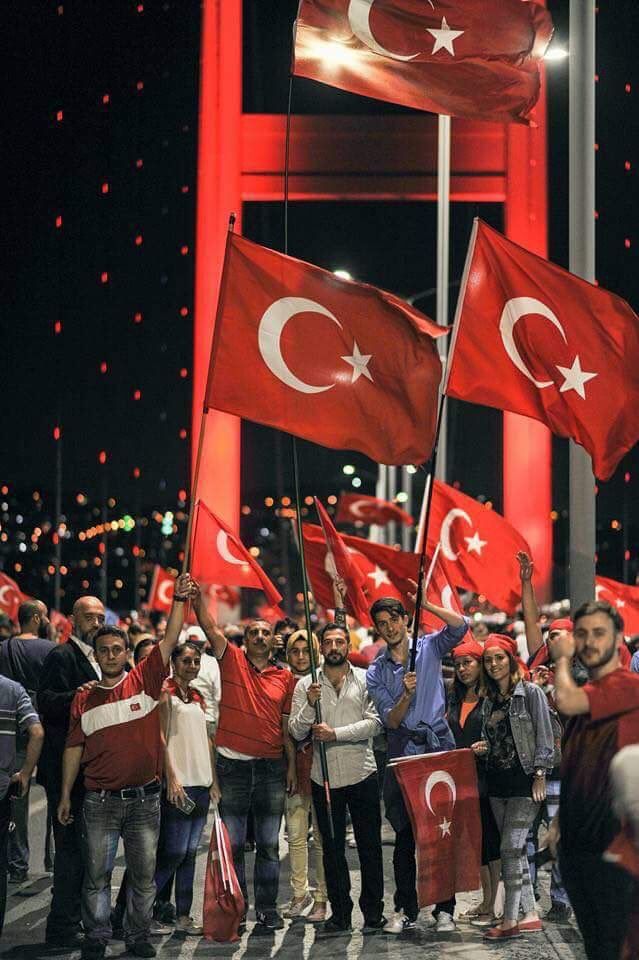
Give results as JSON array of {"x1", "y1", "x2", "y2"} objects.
[{"x1": 549, "y1": 599, "x2": 639, "y2": 960}]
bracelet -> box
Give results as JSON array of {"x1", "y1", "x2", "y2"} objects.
[
  {"x1": 533, "y1": 771, "x2": 546, "y2": 779},
  {"x1": 173, "y1": 595, "x2": 189, "y2": 603}
]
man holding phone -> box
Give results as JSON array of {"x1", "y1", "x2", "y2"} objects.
[{"x1": 0, "y1": 674, "x2": 44, "y2": 933}]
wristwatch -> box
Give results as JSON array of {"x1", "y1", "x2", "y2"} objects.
[{"x1": 533, "y1": 768, "x2": 546, "y2": 779}]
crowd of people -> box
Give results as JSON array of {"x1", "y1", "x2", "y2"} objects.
[{"x1": 0, "y1": 552, "x2": 637, "y2": 960}]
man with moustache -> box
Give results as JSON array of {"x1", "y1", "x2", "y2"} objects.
[
  {"x1": 366, "y1": 593, "x2": 469, "y2": 934},
  {"x1": 0, "y1": 599, "x2": 54, "y2": 882},
  {"x1": 38, "y1": 596, "x2": 105, "y2": 949},
  {"x1": 289, "y1": 622, "x2": 385, "y2": 935},
  {"x1": 192, "y1": 590, "x2": 296, "y2": 932},
  {"x1": 548, "y1": 600, "x2": 639, "y2": 960}
]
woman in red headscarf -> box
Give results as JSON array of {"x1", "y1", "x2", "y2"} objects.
[
  {"x1": 472, "y1": 634, "x2": 554, "y2": 941},
  {"x1": 448, "y1": 639, "x2": 501, "y2": 926}
]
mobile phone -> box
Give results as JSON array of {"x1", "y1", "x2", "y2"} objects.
[
  {"x1": 175, "y1": 793, "x2": 196, "y2": 815},
  {"x1": 7, "y1": 780, "x2": 22, "y2": 800}
]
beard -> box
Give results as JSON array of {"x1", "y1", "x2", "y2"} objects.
[
  {"x1": 324, "y1": 651, "x2": 347, "y2": 666},
  {"x1": 38, "y1": 621, "x2": 50, "y2": 640},
  {"x1": 578, "y1": 637, "x2": 618, "y2": 671}
]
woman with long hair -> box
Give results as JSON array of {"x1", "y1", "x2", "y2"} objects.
[
  {"x1": 473, "y1": 634, "x2": 554, "y2": 942},
  {"x1": 447, "y1": 639, "x2": 501, "y2": 926}
]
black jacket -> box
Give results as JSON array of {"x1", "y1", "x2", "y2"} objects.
[{"x1": 37, "y1": 639, "x2": 97, "y2": 794}]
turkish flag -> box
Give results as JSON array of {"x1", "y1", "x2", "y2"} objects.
[
  {"x1": 427, "y1": 479, "x2": 530, "y2": 613},
  {"x1": 50, "y1": 609, "x2": 73, "y2": 643},
  {"x1": 191, "y1": 500, "x2": 282, "y2": 609},
  {"x1": 147, "y1": 565, "x2": 175, "y2": 614},
  {"x1": 314, "y1": 499, "x2": 372, "y2": 625},
  {"x1": 0, "y1": 571, "x2": 26, "y2": 623},
  {"x1": 445, "y1": 220, "x2": 639, "y2": 480},
  {"x1": 392, "y1": 748, "x2": 481, "y2": 905},
  {"x1": 293, "y1": 0, "x2": 553, "y2": 124},
  {"x1": 335, "y1": 493, "x2": 413, "y2": 527},
  {"x1": 205, "y1": 233, "x2": 444, "y2": 466},
  {"x1": 420, "y1": 550, "x2": 465, "y2": 631},
  {"x1": 596, "y1": 576, "x2": 639, "y2": 637}
]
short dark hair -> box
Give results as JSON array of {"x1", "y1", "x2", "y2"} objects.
[
  {"x1": 243, "y1": 619, "x2": 272, "y2": 640},
  {"x1": 318, "y1": 622, "x2": 349, "y2": 643},
  {"x1": 573, "y1": 600, "x2": 624, "y2": 635},
  {"x1": 92, "y1": 625, "x2": 128, "y2": 650},
  {"x1": 18, "y1": 600, "x2": 43, "y2": 630},
  {"x1": 274, "y1": 617, "x2": 298, "y2": 635},
  {"x1": 133, "y1": 637, "x2": 157, "y2": 664},
  {"x1": 128, "y1": 622, "x2": 146, "y2": 638},
  {"x1": 370, "y1": 597, "x2": 407, "y2": 622},
  {"x1": 171, "y1": 641, "x2": 201, "y2": 664}
]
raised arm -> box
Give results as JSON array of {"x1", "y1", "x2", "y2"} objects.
[
  {"x1": 192, "y1": 581, "x2": 227, "y2": 658},
  {"x1": 517, "y1": 551, "x2": 543, "y2": 658},
  {"x1": 158, "y1": 573, "x2": 196, "y2": 665},
  {"x1": 332, "y1": 575, "x2": 348, "y2": 630},
  {"x1": 549, "y1": 632, "x2": 589, "y2": 716}
]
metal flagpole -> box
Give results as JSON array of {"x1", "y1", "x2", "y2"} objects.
[
  {"x1": 401, "y1": 465, "x2": 413, "y2": 551},
  {"x1": 568, "y1": 1, "x2": 596, "y2": 608},
  {"x1": 387, "y1": 464, "x2": 398, "y2": 545},
  {"x1": 435, "y1": 113, "x2": 451, "y2": 482},
  {"x1": 372, "y1": 465, "x2": 388, "y2": 544}
]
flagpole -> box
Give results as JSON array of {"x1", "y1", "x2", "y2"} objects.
[
  {"x1": 568, "y1": 0, "x2": 596, "y2": 608},
  {"x1": 435, "y1": 113, "x2": 451, "y2": 483},
  {"x1": 182, "y1": 213, "x2": 236, "y2": 575}
]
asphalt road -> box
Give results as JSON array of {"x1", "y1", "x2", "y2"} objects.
[{"x1": 1, "y1": 785, "x2": 586, "y2": 960}]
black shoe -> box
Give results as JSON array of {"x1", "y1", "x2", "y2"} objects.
[
  {"x1": 8, "y1": 871, "x2": 28, "y2": 884},
  {"x1": 153, "y1": 901, "x2": 176, "y2": 924},
  {"x1": 126, "y1": 941, "x2": 157, "y2": 958},
  {"x1": 255, "y1": 911, "x2": 285, "y2": 931},
  {"x1": 545, "y1": 903, "x2": 573, "y2": 923},
  {"x1": 318, "y1": 918, "x2": 352, "y2": 937},
  {"x1": 244, "y1": 840, "x2": 255, "y2": 853},
  {"x1": 362, "y1": 916, "x2": 387, "y2": 933},
  {"x1": 80, "y1": 940, "x2": 107, "y2": 960},
  {"x1": 46, "y1": 930, "x2": 85, "y2": 949},
  {"x1": 238, "y1": 914, "x2": 247, "y2": 934}
]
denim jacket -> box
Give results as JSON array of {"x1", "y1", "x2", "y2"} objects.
[{"x1": 481, "y1": 680, "x2": 554, "y2": 774}]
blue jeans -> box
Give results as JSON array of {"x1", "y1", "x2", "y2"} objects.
[
  {"x1": 526, "y1": 780, "x2": 570, "y2": 908},
  {"x1": 154, "y1": 786, "x2": 210, "y2": 917},
  {"x1": 81, "y1": 790, "x2": 160, "y2": 944},
  {"x1": 216, "y1": 755, "x2": 286, "y2": 914}
]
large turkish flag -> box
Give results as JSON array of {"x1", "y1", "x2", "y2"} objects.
[
  {"x1": 314, "y1": 499, "x2": 372, "y2": 625},
  {"x1": 205, "y1": 233, "x2": 444, "y2": 466},
  {"x1": 335, "y1": 492, "x2": 413, "y2": 527},
  {"x1": 392, "y1": 748, "x2": 481, "y2": 905},
  {"x1": 0, "y1": 571, "x2": 26, "y2": 623},
  {"x1": 596, "y1": 576, "x2": 639, "y2": 636},
  {"x1": 191, "y1": 501, "x2": 282, "y2": 609},
  {"x1": 147, "y1": 565, "x2": 175, "y2": 614},
  {"x1": 445, "y1": 220, "x2": 639, "y2": 480},
  {"x1": 427, "y1": 479, "x2": 530, "y2": 613},
  {"x1": 293, "y1": 0, "x2": 553, "y2": 124}
]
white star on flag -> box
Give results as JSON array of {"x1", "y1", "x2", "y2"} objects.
[
  {"x1": 342, "y1": 341, "x2": 373, "y2": 384},
  {"x1": 556, "y1": 355, "x2": 598, "y2": 399},
  {"x1": 464, "y1": 531, "x2": 487, "y2": 555},
  {"x1": 368, "y1": 565, "x2": 391, "y2": 589},
  {"x1": 438, "y1": 817, "x2": 452, "y2": 837},
  {"x1": 427, "y1": 17, "x2": 464, "y2": 56}
]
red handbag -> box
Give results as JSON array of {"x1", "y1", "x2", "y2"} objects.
[{"x1": 202, "y1": 809, "x2": 245, "y2": 942}]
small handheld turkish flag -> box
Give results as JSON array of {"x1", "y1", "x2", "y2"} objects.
[
  {"x1": 445, "y1": 220, "x2": 639, "y2": 480},
  {"x1": 205, "y1": 233, "x2": 444, "y2": 466},
  {"x1": 191, "y1": 501, "x2": 282, "y2": 609},
  {"x1": 391, "y1": 748, "x2": 481, "y2": 906},
  {"x1": 147, "y1": 565, "x2": 175, "y2": 614},
  {"x1": 335, "y1": 493, "x2": 413, "y2": 527},
  {"x1": 596, "y1": 576, "x2": 639, "y2": 636},
  {"x1": 293, "y1": 0, "x2": 553, "y2": 124},
  {"x1": 427, "y1": 479, "x2": 530, "y2": 613},
  {"x1": 314, "y1": 499, "x2": 372, "y2": 625},
  {"x1": 420, "y1": 549, "x2": 465, "y2": 632},
  {"x1": 0, "y1": 571, "x2": 26, "y2": 623}
]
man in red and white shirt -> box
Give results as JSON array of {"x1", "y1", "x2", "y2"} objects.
[
  {"x1": 58, "y1": 573, "x2": 196, "y2": 960},
  {"x1": 193, "y1": 585, "x2": 296, "y2": 932}
]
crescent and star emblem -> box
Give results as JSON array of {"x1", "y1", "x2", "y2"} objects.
[
  {"x1": 257, "y1": 297, "x2": 373, "y2": 394},
  {"x1": 347, "y1": 1, "x2": 463, "y2": 60},
  {"x1": 424, "y1": 770, "x2": 457, "y2": 838},
  {"x1": 440, "y1": 508, "x2": 487, "y2": 561},
  {"x1": 157, "y1": 580, "x2": 173, "y2": 607},
  {"x1": 499, "y1": 297, "x2": 598, "y2": 400},
  {"x1": 348, "y1": 499, "x2": 376, "y2": 520},
  {"x1": 595, "y1": 585, "x2": 625, "y2": 609},
  {"x1": 216, "y1": 531, "x2": 247, "y2": 567}
]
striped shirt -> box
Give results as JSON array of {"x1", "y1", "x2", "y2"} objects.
[
  {"x1": 66, "y1": 644, "x2": 167, "y2": 790},
  {"x1": 0, "y1": 676, "x2": 39, "y2": 800}
]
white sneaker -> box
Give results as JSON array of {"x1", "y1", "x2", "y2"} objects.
[
  {"x1": 384, "y1": 911, "x2": 416, "y2": 934},
  {"x1": 435, "y1": 912, "x2": 456, "y2": 932},
  {"x1": 282, "y1": 893, "x2": 314, "y2": 919},
  {"x1": 176, "y1": 916, "x2": 203, "y2": 936}
]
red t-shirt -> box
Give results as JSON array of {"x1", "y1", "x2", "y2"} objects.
[
  {"x1": 66, "y1": 645, "x2": 168, "y2": 791},
  {"x1": 216, "y1": 643, "x2": 295, "y2": 758},
  {"x1": 560, "y1": 668, "x2": 639, "y2": 855}
]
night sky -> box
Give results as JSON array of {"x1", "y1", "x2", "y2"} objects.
[{"x1": 3, "y1": 0, "x2": 637, "y2": 611}]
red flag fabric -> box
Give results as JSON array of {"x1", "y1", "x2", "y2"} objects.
[
  {"x1": 147, "y1": 565, "x2": 175, "y2": 614},
  {"x1": 205, "y1": 233, "x2": 444, "y2": 465},
  {"x1": 191, "y1": 501, "x2": 282, "y2": 609},
  {"x1": 596, "y1": 576, "x2": 639, "y2": 637},
  {"x1": 445, "y1": 220, "x2": 639, "y2": 480},
  {"x1": 293, "y1": 0, "x2": 553, "y2": 124},
  {"x1": 420, "y1": 551, "x2": 465, "y2": 631},
  {"x1": 314, "y1": 499, "x2": 372, "y2": 625},
  {"x1": 50, "y1": 609, "x2": 73, "y2": 644},
  {"x1": 335, "y1": 492, "x2": 413, "y2": 527},
  {"x1": 0, "y1": 571, "x2": 27, "y2": 623},
  {"x1": 391, "y1": 748, "x2": 481, "y2": 905},
  {"x1": 427, "y1": 479, "x2": 530, "y2": 613},
  {"x1": 203, "y1": 811, "x2": 245, "y2": 942}
]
